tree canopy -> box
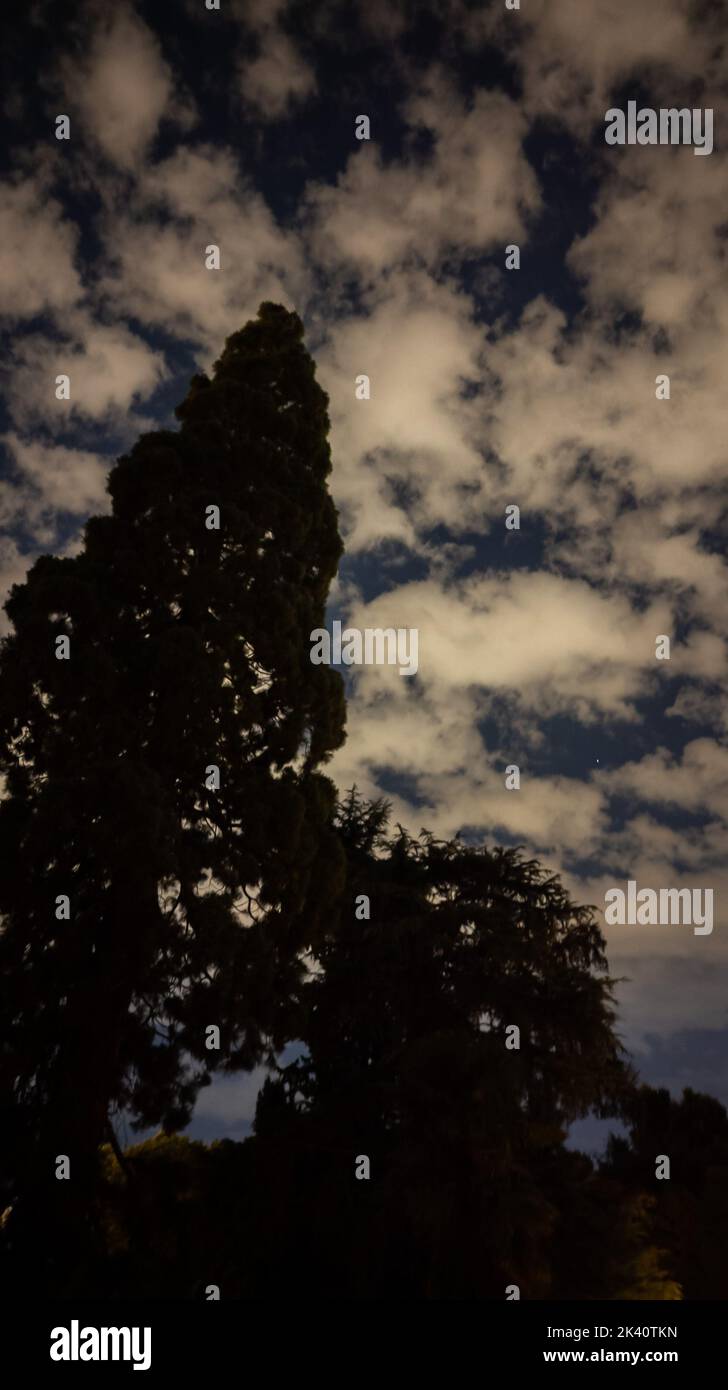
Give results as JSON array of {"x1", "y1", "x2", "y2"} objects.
[{"x1": 58, "y1": 793, "x2": 690, "y2": 1301}]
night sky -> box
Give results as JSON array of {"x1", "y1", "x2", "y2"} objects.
[{"x1": 1, "y1": 0, "x2": 727, "y2": 1149}]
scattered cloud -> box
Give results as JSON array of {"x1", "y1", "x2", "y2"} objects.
[
  {"x1": 57, "y1": 4, "x2": 195, "y2": 170},
  {"x1": 237, "y1": 0, "x2": 317, "y2": 119},
  {"x1": 0, "y1": 175, "x2": 82, "y2": 319},
  {"x1": 1, "y1": 433, "x2": 110, "y2": 537},
  {"x1": 305, "y1": 75, "x2": 540, "y2": 278},
  {"x1": 6, "y1": 314, "x2": 168, "y2": 427},
  {"x1": 99, "y1": 145, "x2": 308, "y2": 353}
]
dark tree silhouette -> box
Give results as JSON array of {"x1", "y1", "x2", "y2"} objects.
[
  {"x1": 545, "y1": 1149, "x2": 680, "y2": 1300},
  {"x1": 28, "y1": 795, "x2": 701, "y2": 1301},
  {"x1": 93, "y1": 1133, "x2": 678, "y2": 1301},
  {"x1": 227, "y1": 792, "x2": 637, "y2": 1298},
  {"x1": 0, "y1": 304, "x2": 346, "y2": 1289},
  {"x1": 73, "y1": 794, "x2": 683, "y2": 1301},
  {"x1": 602, "y1": 1084, "x2": 728, "y2": 1299}
]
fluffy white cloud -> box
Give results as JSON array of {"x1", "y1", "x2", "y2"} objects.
[
  {"x1": 568, "y1": 149, "x2": 728, "y2": 332},
  {"x1": 99, "y1": 145, "x2": 308, "y2": 353},
  {"x1": 239, "y1": 31, "x2": 316, "y2": 118},
  {"x1": 7, "y1": 316, "x2": 168, "y2": 427},
  {"x1": 482, "y1": 0, "x2": 721, "y2": 128},
  {"x1": 58, "y1": 5, "x2": 194, "y2": 169},
  {"x1": 304, "y1": 74, "x2": 540, "y2": 277},
  {"x1": 317, "y1": 274, "x2": 488, "y2": 549},
  {"x1": 344, "y1": 572, "x2": 676, "y2": 713},
  {"x1": 328, "y1": 567, "x2": 681, "y2": 862},
  {"x1": 0, "y1": 537, "x2": 33, "y2": 635},
  {"x1": 598, "y1": 740, "x2": 728, "y2": 817},
  {"x1": 1, "y1": 434, "x2": 110, "y2": 536},
  {"x1": 482, "y1": 294, "x2": 728, "y2": 506},
  {"x1": 0, "y1": 176, "x2": 82, "y2": 319},
  {"x1": 236, "y1": 0, "x2": 317, "y2": 119}
]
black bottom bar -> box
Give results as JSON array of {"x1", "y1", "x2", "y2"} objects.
[{"x1": 8, "y1": 1298, "x2": 723, "y2": 1378}]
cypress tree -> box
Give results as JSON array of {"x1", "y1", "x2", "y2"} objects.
[{"x1": 0, "y1": 303, "x2": 346, "y2": 1286}]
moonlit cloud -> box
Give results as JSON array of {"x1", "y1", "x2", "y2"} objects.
[
  {"x1": 304, "y1": 75, "x2": 540, "y2": 278},
  {"x1": 1, "y1": 434, "x2": 110, "y2": 531},
  {"x1": 7, "y1": 315, "x2": 168, "y2": 427},
  {"x1": 481, "y1": 0, "x2": 723, "y2": 129},
  {"x1": 238, "y1": 0, "x2": 317, "y2": 120},
  {"x1": 57, "y1": 3, "x2": 195, "y2": 169},
  {"x1": 0, "y1": 176, "x2": 82, "y2": 319},
  {"x1": 100, "y1": 145, "x2": 308, "y2": 353}
]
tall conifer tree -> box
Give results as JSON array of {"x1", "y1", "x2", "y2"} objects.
[{"x1": 0, "y1": 304, "x2": 346, "y2": 1284}]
